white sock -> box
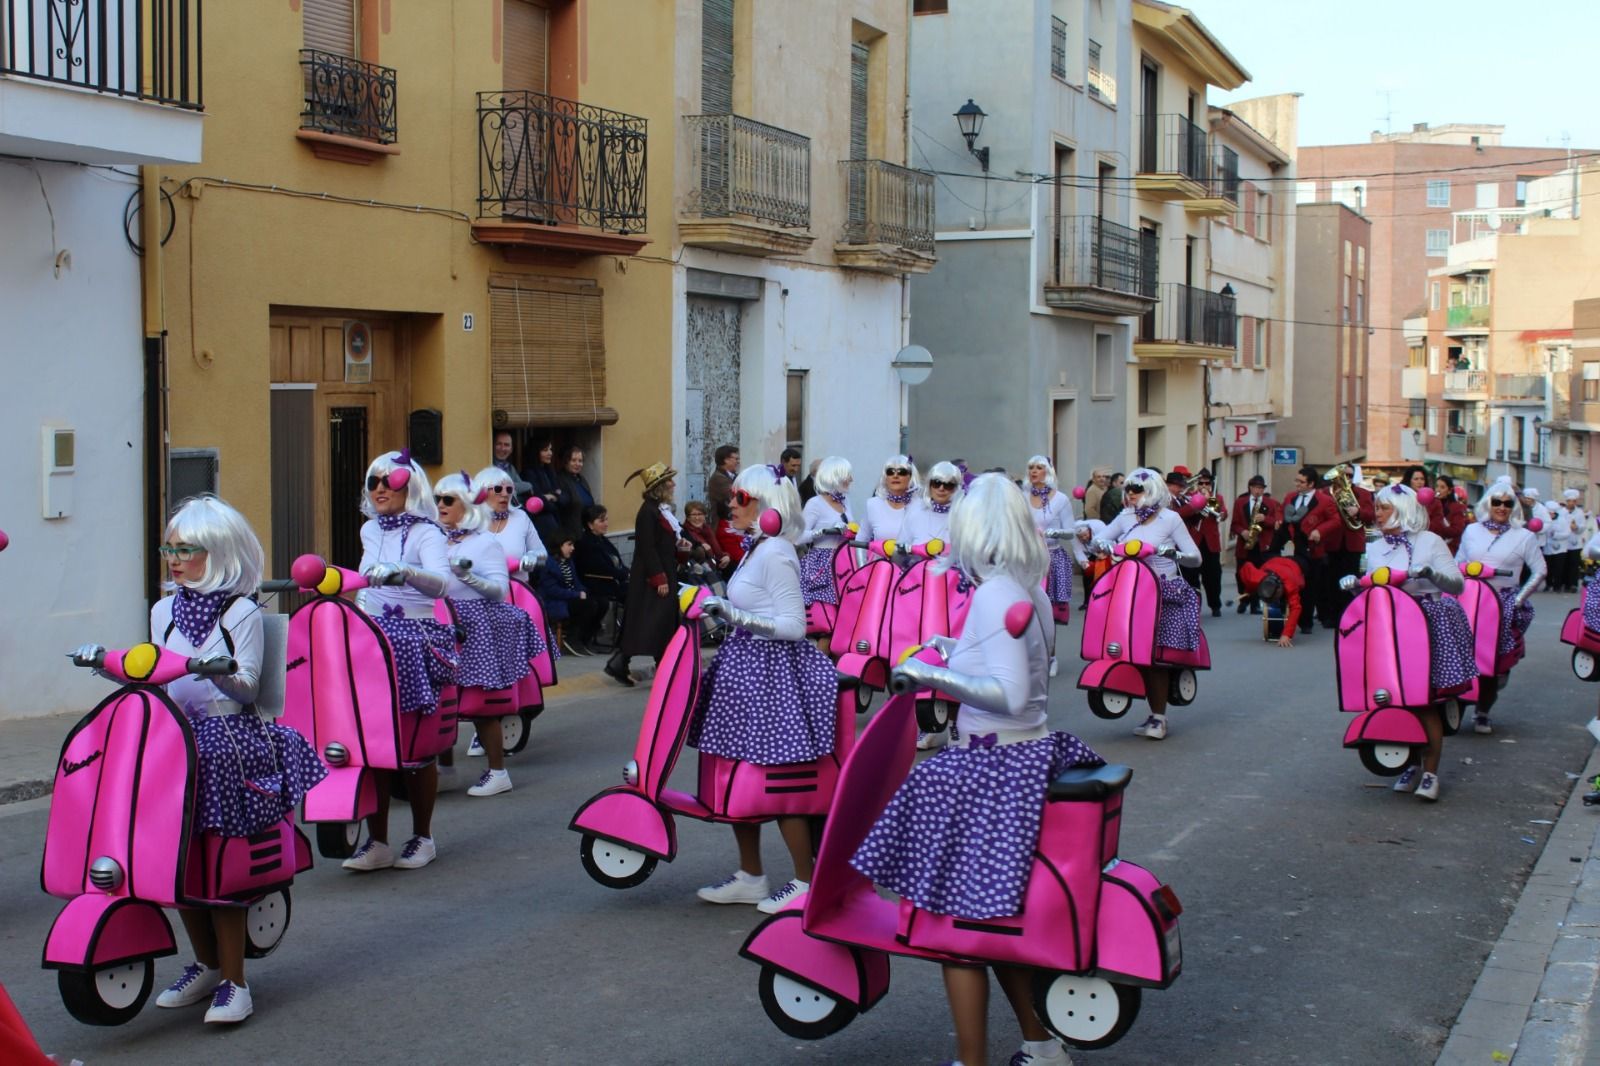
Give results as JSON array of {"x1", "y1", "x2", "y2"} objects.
[
  {"x1": 1024, "y1": 1037, "x2": 1067, "y2": 1060},
  {"x1": 735, "y1": 869, "x2": 764, "y2": 884}
]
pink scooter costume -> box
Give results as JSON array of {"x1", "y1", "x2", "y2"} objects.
[
  {"x1": 1453, "y1": 488, "x2": 1543, "y2": 727},
  {"x1": 1097, "y1": 507, "x2": 1202, "y2": 651},
  {"x1": 1361, "y1": 528, "x2": 1474, "y2": 695},
  {"x1": 357, "y1": 516, "x2": 458, "y2": 725}
]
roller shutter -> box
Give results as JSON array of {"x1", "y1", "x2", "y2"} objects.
[{"x1": 490, "y1": 277, "x2": 617, "y2": 428}]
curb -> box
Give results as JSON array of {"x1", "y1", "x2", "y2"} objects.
[{"x1": 1436, "y1": 740, "x2": 1600, "y2": 1065}]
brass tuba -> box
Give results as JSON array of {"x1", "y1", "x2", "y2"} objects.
[{"x1": 1325, "y1": 467, "x2": 1364, "y2": 531}]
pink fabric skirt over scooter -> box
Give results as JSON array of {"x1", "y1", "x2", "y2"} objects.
[
  {"x1": 188, "y1": 711, "x2": 327, "y2": 837},
  {"x1": 450, "y1": 598, "x2": 542, "y2": 689},
  {"x1": 1584, "y1": 582, "x2": 1600, "y2": 634},
  {"x1": 1044, "y1": 547, "x2": 1073, "y2": 605},
  {"x1": 1419, "y1": 596, "x2": 1476, "y2": 692},
  {"x1": 1154, "y1": 575, "x2": 1200, "y2": 651},
  {"x1": 688, "y1": 630, "x2": 838, "y2": 765},
  {"x1": 799, "y1": 547, "x2": 839, "y2": 606},
  {"x1": 850, "y1": 731, "x2": 1103, "y2": 920}
]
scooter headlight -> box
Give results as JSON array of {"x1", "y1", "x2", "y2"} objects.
[
  {"x1": 1373, "y1": 689, "x2": 1391, "y2": 706},
  {"x1": 1107, "y1": 642, "x2": 1122, "y2": 657},
  {"x1": 88, "y1": 856, "x2": 124, "y2": 892},
  {"x1": 324, "y1": 742, "x2": 349, "y2": 767},
  {"x1": 622, "y1": 759, "x2": 640, "y2": 787},
  {"x1": 855, "y1": 640, "x2": 871, "y2": 654}
]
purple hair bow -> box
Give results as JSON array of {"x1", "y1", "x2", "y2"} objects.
[{"x1": 395, "y1": 447, "x2": 413, "y2": 468}]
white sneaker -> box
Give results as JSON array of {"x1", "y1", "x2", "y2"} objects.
[
  {"x1": 1392, "y1": 766, "x2": 1421, "y2": 793},
  {"x1": 1048, "y1": 656, "x2": 1059, "y2": 678},
  {"x1": 696, "y1": 870, "x2": 770, "y2": 905},
  {"x1": 203, "y1": 980, "x2": 253, "y2": 1024},
  {"x1": 393, "y1": 835, "x2": 437, "y2": 869},
  {"x1": 1473, "y1": 714, "x2": 1493, "y2": 735},
  {"x1": 1134, "y1": 715, "x2": 1167, "y2": 740},
  {"x1": 757, "y1": 878, "x2": 810, "y2": 915},
  {"x1": 156, "y1": 962, "x2": 219, "y2": 1008},
  {"x1": 341, "y1": 838, "x2": 394, "y2": 872},
  {"x1": 1416, "y1": 772, "x2": 1441, "y2": 802},
  {"x1": 1588, "y1": 719, "x2": 1600, "y2": 744},
  {"x1": 916, "y1": 729, "x2": 949, "y2": 751},
  {"x1": 467, "y1": 735, "x2": 486, "y2": 757},
  {"x1": 467, "y1": 769, "x2": 512, "y2": 797},
  {"x1": 1012, "y1": 1040, "x2": 1072, "y2": 1065}
]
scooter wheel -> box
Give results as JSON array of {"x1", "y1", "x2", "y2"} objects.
[
  {"x1": 1031, "y1": 971, "x2": 1140, "y2": 1050},
  {"x1": 1358, "y1": 743, "x2": 1414, "y2": 777},
  {"x1": 1440, "y1": 699, "x2": 1463, "y2": 737},
  {"x1": 316, "y1": 821, "x2": 361, "y2": 860},
  {"x1": 758, "y1": 966, "x2": 857, "y2": 1040},
  {"x1": 1167, "y1": 669, "x2": 1198, "y2": 707},
  {"x1": 853, "y1": 686, "x2": 873, "y2": 716},
  {"x1": 502, "y1": 711, "x2": 533, "y2": 755},
  {"x1": 1087, "y1": 690, "x2": 1133, "y2": 720},
  {"x1": 244, "y1": 888, "x2": 292, "y2": 959},
  {"x1": 579, "y1": 833, "x2": 657, "y2": 890},
  {"x1": 914, "y1": 698, "x2": 953, "y2": 733},
  {"x1": 58, "y1": 959, "x2": 154, "y2": 1026},
  {"x1": 1574, "y1": 649, "x2": 1599, "y2": 682}
]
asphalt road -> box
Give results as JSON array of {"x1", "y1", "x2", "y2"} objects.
[{"x1": 2, "y1": 594, "x2": 1596, "y2": 1066}]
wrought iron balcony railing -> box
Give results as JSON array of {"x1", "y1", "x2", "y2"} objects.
[
  {"x1": 1214, "y1": 145, "x2": 1240, "y2": 203},
  {"x1": 477, "y1": 90, "x2": 648, "y2": 233},
  {"x1": 300, "y1": 49, "x2": 396, "y2": 144},
  {"x1": 1050, "y1": 16, "x2": 1066, "y2": 79},
  {"x1": 840, "y1": 159, "x2": 933, "y2": 253},
  {"x1": 1055, "y1": 216, "x2": 1155, "y2": 297},
  {"x1": 2, "y1": 0, "x2": 203, "y2": 109},
  {"x1": 1139, "y1": 283, "x2": 1237, "y2": 348},
  {"x1": 1139, "y1": 113, "x2": 1212, "y2": 184},
  {"x1": 685, "y1": 113, "x2": 811, "y2": 230},
  {"x1": 1445, "y1": 431, "x2": 1484, "y2": 457}
]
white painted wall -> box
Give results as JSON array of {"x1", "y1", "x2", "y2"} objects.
[{"x1": 0, "y1": 160, "x2": 149, "y2": 721}]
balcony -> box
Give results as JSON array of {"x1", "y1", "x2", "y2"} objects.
[
  {"x1": 1135, "y1": 283, "x2": 1237, "y2": 359},
  {"x1": 681, "y1": 113, "x2": 813, "y2": 257},
  {"x1": 834, "y1": 160, "x2": 935, "y2": 274},
  {"x1": 474, "y1": 90, "x2": 649, "y2": 263},
  {"x1": 1494, "y1": 375, "x2": 1547, "y2": 406},
  {"x1": 0, "y1": 0, "x2": 203, "y2": 163},
  {"x1": 1445, "y1": 431, "x2": 1486, "y2": 462},
  {"x1": 1445, "y1": 303, "x2": 1490, "y2": 332},
  {"x1": 1400, "y1": 366, "x2": 1428, "y2": 400},
  {"x1": 297, "y1": 50, "x2": 397, "y2": 163},
  {"x1": 1043, "y1": 216, "x2": 1158, "y2": 316},
  {"x1": 1442, "y1": 370, "x2": 1487, "y2": 401},
  {"x1": 1135, "y1": 114, "x2": 1228, "y2": 215}
]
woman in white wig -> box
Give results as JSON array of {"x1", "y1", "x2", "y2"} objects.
[
  {"x1": 905, "y1": 460, "x2": 964, "y2": 549},
  {"x1": 1453, "y1": 476, "x2": 1543, "y2": 734},
  {"x1": 856, "y1": 454, "x2": 921, "y2": 546},
  {"x1": 796, "y1": 456, "x2": 855, "y2": 611}
]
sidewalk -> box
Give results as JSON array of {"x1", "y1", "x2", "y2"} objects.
[
  {"x1": 1437, "y1": 739, "x2": 1600, "y2": 1066},
  {"x1": 0, "y1": 643, "x2": 636, "y2": 807}
]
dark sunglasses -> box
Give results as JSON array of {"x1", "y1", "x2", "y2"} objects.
[
  {"x1": 928, "y1": 479, "x2": 958, "y2": 490},
  {"x1": 366, "y1": 472, "x2": 408, "y2": 492},
  {"x1": 1124, "y1": 484, "x2": 1145, "y2": 495},
  {"x1": 732, "y1": 489, "x2": 756, "y2": 507},
  {"x1": 1489, "y1": 498, "x2": 1514, "y2": 507},
  {"x1": 436, "y1": 495, "x2": 459, "y2": 507},
  {"x1": 487, "y1": 485, "x2": 512, "y2": 493},
  {"x1": 884, "y1": 467, "x2": 911, "y2": 477}
]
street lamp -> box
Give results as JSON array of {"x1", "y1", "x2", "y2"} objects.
[{"x1": 953, "y1": 99, "x2": 990, "y2": 172}]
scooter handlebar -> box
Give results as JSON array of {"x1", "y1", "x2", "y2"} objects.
[
  {"x1": 187, "y1": 654, "x2": 239, "y2": 677},
  {"x1": 291, "y1": 554, "x2": 371, "y2": 595},
  {"x1": 1356, "y1": 567, "x2": 1409, "y2": 589},
  {"x1": 1459, "y1": 561, "x2": 1497, "y2": 579},
  {"x1": 259, "y1": 579, "x2": 299, "y2": 594}
]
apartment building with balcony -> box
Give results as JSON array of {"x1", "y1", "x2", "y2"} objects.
[
  {"x1": 1419, "y1": 167, "x2": 1596, "y2": 499},
  {"x1": 1297, "y1": 123, "x2": 1578, "y2": 471},
  {"x1": 1126, "y1": 0, "x2": 1249, "y2": 473},
  {"x1": 674, "y1": 0, "x2": 929, "y2": 502},
  {"x1": 1, "y1": 0, "x2": 204, "y2": 720},
  {"x1": 906, "y1": 0, "x2": 1139, "y2": 479},
  {"x1": 1202, "y1": 96, "x2": 1295, "y2": 499},
  {"x1": 1276, "y1": 201, "x2": 1370, "y2": 489}
]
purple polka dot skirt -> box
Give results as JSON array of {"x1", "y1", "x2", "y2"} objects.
[
  {"x1": 799, "y1": 547, "x2": 839, "y2": 606},
  {"x1": 1044, "y1": 547, "x2": 1073, "y2": 606},
  {"x1": 1494, "y1": 586, "x2": 1534, "y2": 661},
  {"x1": 1419, "y1": 596, "x2": 1476, "y2": 693},
  {"x1": 1584, "y1": 582, "x2": 1600, "y2": 634},
  {"x1": 373, "y1": 614, "x2": 459, "y2": 714},
  {"x1": 1154, "y1": 575, "x2": 1201, "y2": 652},
  {"x1": 688, "y1": 630, "x2": 839, "y2": 765},
  {"x1": 449, "y1": 598, "x2": 540, "y2": 690},
  {"x1": 188, "y1": 713, "x2": 327, "y2": 838},
  {"x1": 850, "y1": 731, "x2": 1104, "y2": 920}
]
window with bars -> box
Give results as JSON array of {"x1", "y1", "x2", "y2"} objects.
[
  {"x1": 1050, "y1": 17, "x2": 1067, "y2": 79},
  {"x1": 1087, "y1": 39, "x2": 1103, "y2": 97}
]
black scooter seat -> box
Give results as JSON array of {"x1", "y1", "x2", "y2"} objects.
[{"x1": 1048, "y1": 763, "x2": 1132, "y2": 800}]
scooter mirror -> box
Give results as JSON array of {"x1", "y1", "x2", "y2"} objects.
[
  {"x1": 291, "y1": 554, "x2": 327, "y2": 589},
  {"x1": 1527, "y1": 518, "x2": 1544, "y2": 533},
  {"x1": 1003, "y1": 601, "x2": 1033, "y2": 639},
  {"x1": 0, "y1": 528, "x2": 8, "y2": 551},
  {"x1": 525, "y1": 497, "x2": 544, "y2": 516},
  {"x1": 759, "y1": 508, "x2": 783, "y2": 538}
]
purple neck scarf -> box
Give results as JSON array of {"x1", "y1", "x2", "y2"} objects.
[
  {"x1": 1031, "y1": 486, "x2": 1052, "y2": 499},
  {"x1": 1134, "y1": 505, "x2": 1162, "y2": 523},
  {"x1": 172, "y1": 588, "x2": 230, "y2": 648},
  {"x1": 885, "y1": 490, "x2": 915, "y2": 505},
  {"x1": 1482, "y1": 520, "x2": 1509, "y2": 534},
  {"x1": 376, "y1": 512, "x2": 426, "y2": 532},
  {"x1": 445, "y1": 527, "x2": 472, "y2": 544},
  {"x1": 490, "y1": 510, "x2": 511, "y2": 522},
  {"x1": 931, "y1": 502, "x2": 951, "y2": 514},
  {"x1": 825, "y1": 491, "x2": 848, "y2": 506}
]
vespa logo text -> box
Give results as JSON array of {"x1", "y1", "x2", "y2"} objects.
[{"x1": 62, "y1": 749, "x2": 103, "y2": 777}]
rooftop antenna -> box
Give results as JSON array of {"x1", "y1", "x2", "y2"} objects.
[{"x1": 1377, "y1": 90, "x2": 1395, "y2": 136}]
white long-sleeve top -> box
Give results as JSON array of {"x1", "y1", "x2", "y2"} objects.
[
  {"x1": 1585, "y1": 530, "x2": 1600, "y2": 560},
  {"x1": 151, "y1": 595, "x2": 262, "y2": 717},
  {"x1": 1454, "y1": 523, "x2": 1546, "y2": 591},
  {"x1": 1027, "y1": 488, "x2": 1072, "y2": 532},
  {"x1": 903, "y1": 502, "x2": 953, "y2": 547},
  {"x1": 725, "y1": 536, "x2": 806, "y2": 642},
  {"x1": 1069, "y1": 519, "x2": 1107, "y2": 568},
  {"x1": 857, "y1": 496, "x2": 914, "y2": 545},
  {"x1": 1563, "y1": 507, "x2": 1591, "y2": 551},
  {"x1": 443, "y1": 530, "x2": 511, "y2": 601},
  {"x1": 486, "y1": 509, "x2": 547, "y2": 573},
  {"x1": 1364, "y1": 530, "x2": 1456, "y2": 597},
  {"x1": 1542, "y1": 505, "x2": 1574, "y2": 555},
  {"x1": 357, "y1": 518, "x2": 450, "y2": 619},
  {"x1": 798, "y1": 495, "x2": 853, "y2": 549},
  {"x1": 947, "y1": 574, "x2": 1051, "y2": 736},
  {"x1": 1100, "y1": 509, "x2": 1200, "y2": 580}
]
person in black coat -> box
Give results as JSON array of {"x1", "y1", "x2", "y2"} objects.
[
  {"x1": 605, "y1": 462, "x2": 688, "y2": 687},
  {"x1": 575, "y1": 504, "x2": 630, "y2": 652},
  {"x1": 555, "y1": 444, "x2": 597, "y2": 535},
  {"x1": 522, "y1": 439, "x2": 567, "y2": 545}
]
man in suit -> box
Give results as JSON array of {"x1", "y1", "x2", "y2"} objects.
[
  {"x1": 1277, "y1": 465, "x2": 1338, "y2": 635},
  {"x1": 1232, "y1": 475, "x2": 1280, "y2": 614},
  {"x1": 1176, "y1": 468, "x2": 1225, "y2": 616},
  {"x1": 706, "y1": 444, "x2": 739, "y2": 522}
]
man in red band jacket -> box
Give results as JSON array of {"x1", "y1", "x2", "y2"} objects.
[
  {"x1": 1239, "y1": 559, "x2": 1306, "y2": 648},
  {"x1": 1232, "y1": 475, "x2": 1281, "y2": 614},
  {"x1": 1310, "y1": 465, "x2": 1375, "y2": 626},
  {"x1": 1276, "y1": 466, "x2": 1340, "y2": 634}
]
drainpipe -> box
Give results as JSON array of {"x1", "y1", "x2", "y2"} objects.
[{"x1": 139, "y1": 167, "x2": 166, "y2": 606}]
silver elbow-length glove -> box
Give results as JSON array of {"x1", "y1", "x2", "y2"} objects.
[
  {"x1": 702, "y1": 597, "x2": 781, "y2": 639},
  {"x1": 518, "y1": 551, "x2": 546, "y2": 574},
  {"x1": 210, "y1": 671, "x2": 260, "y2": 705},
  {"x1": 890, "y1": 656, "x2": 1010, "y2": 710},
  {"x1": 1513, "y1": 571, "x2": 1543, "y2": 607},
  {"x1": 450, "y1": 558, "x2": 506, "y2": 602},
  {"x1": 1413, "y1": 564, "x2": 1463, "y2": 595}
]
